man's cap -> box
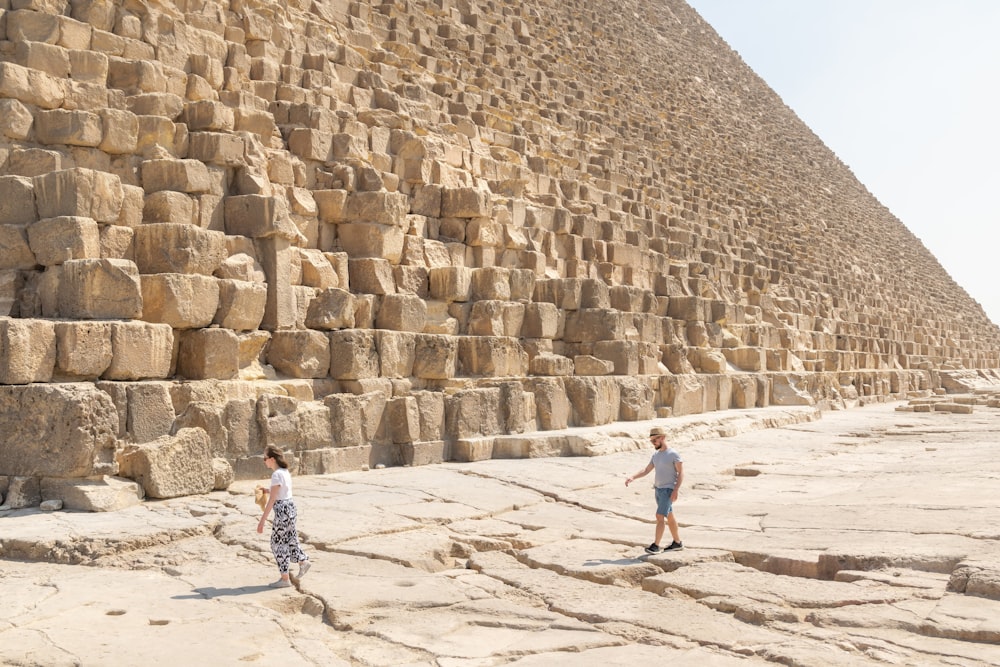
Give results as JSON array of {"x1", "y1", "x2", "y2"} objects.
[{"x1": 649, "y1": 426, "x2": 667, "y2": 437}]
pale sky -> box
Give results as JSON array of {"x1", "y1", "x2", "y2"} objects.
[{"x1": 686, "y1": 0, "x2": 1000, "y2": 326}]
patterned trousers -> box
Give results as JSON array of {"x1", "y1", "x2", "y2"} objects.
[{"x1": 270, "y1": 499, "x2": 308, "y2": 574}]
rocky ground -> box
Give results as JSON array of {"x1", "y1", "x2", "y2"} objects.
[{"x1": 2, "y1": 402, "x2": 999, "y2": 666}]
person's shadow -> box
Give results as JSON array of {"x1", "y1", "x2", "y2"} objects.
[{"x1": 172, "y1": 585, "x2": 275, "y2": 600}]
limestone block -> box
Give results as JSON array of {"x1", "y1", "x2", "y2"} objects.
[
  {"x1": 188, "y1": 131, "x2": 246, "y2": 166},
  {"x1": 348, "y1": 257, "x2": 396, "y2": 295},
  {"x1": 299, "y1": 248, "x2": 337, "y2": 288},
  {"x1": 56, "y1": 258, "x2": 142, "y2": 319},
  {"x1": 331, "y1": 132, "x2": 367, "y2": 159},
  {"x1": 509, "y1": 269, "x2": 536, "y2": 301},
  {"x1": 394, "y1": 265, "x2": 429, "y2": 297},
  {"x1": 0, "y1": 317, "x2": 56, "y2": 384},
  {"x1": 142, "y1": 190, "x2": 194, "y2": 224},
  {"x1": 133, "y1": 223, "x2": 227, "y2": 275},
  {"x1": 593, "y1": 340, "x2": 640, "y2": 375},
  {"x1": 569, "y1": 352, "x2": 615, "y2": 376},
  {"x1": 323, "y1": 392, "x2": 367, "y2": 447},
  {"x1": 663, "y1": 374, "x2": 707, "y2": 416},
  {"x1": 0, "y1": 383, "x2": 118, "y2": 477},
  {"x1": 457, "y1": 336, "x2": 528, "y2": 377},
  {"x1": 176, "y1": 328, "x2": 239, "y2": 380},
  {"x1": 329, "y1": 329, "x2": 379, "y2": 380},
  {"x1": 141, "y1": 158, "x2": 212, "y2": 194},
  {"x1": 54, "y1": 320, "x2": 112, "y2": 379},
  {"x1": 723, "y1": 347, "x2": 765, "y2": 372},
  {"x1": 564, "y1": 309, "x2": 628, "y2": 343},
  {"x1": 344, "y1": 191, "x2": 409, "y2": 225},
  {"x1": 214, "y1": 279, "x2": 267, "y2": 331},
  {"x1": 211, "y1": 458, "x2": 233, "y2": 490},
  {"x1": 34, "y1": 108, "x2": 103, "y2": 147},
  {"x1": 287, "y1": 128, "x2": 332, "y2": 161},
  {"x1": 529, "y1": 354, "x2": 574, "y2": 376},
  {"x1": 141, "y1": 273, "x2": 220, "y2": 328},
  {"x1": 411, "y1": 390, "x2": 445, "y2": 442},
  {"x1": 408, "y1": 334, "x2": 456, "y2": 380},
  {"x1": 69, "y1": 0, "x2": 116, "y2": 31},
  {"x1": 267, "y1": 330, "x2": 331, "y2": 378},
  {"x1": 256, "y1": 237, "x2": 296, "y2": 331},
  {"x1": 125, "y1": 381, "x2": 175, "y2": 443},
  {"x1": 2, "y1": 476, "x2": 41, "y2": 508},
  {"x1": 99, "y1": 225, "x2": 134, "y2": 260},
  {"x1": 118, "y1": 427, "x2": 214, "y2": 499},
  {"x1": 564, "y1": 376, "x2": 621, "y2": 426},
  {"x1": 429, "y1": 266, "x2": 472, "y2": 301},
  {"x1": 731, "y1": 375, "x2": 758, "y2": 409},
  {"x1": 40, "y1": 476, "x2": 143, "y2": 512},
  {"x1": 0, "y1": 99, "x2": 35, "y2": 140},
  {"x1": 314, "y1": 189, "x2": 348, "y2": 222},
  {"x1": 299, "y1": 445, "x2": 372, "y2": 473},
  {"x1": 400, "y1": 441, "x2": 446, "y2": 467},
  {"x1": 376, "y1": 293, "x2": 427, "y2": 332},
  {"x1": 0, "y1": 271, "x2": 20, "y2": 316},
  {"x1": 441, "y1": 187, "x2": 490, "y2": 218},
  {"x1": 33, "y1": 168, "x2": 123, "y2": 223},
  {"x1": 771, "y1": 374, "x2": 816, "y2": 406},
  {"x1": 444, "y1": 388, "x2": 502, "y2": 440},
  {"x1": 104, "y1": 321, "x2": 173, "y2": 380},
  {"x1": 387, "y1": 395, "x2": 420, "y2": 444},
  {"x1": 619, "y1": 376, "x2": 656, "y2": 421},
  {"x1": 466, "y1": 218, "x2": 504, "y2": 247},
  {"x1": 224, "y1": 195, "x2": 299, "y2": 240},
  {"x1": 27, "y1": 216, "x2": 100, "y2": 265},
  {"x1": 184, "y1": 100, "x2": 235, "y2": 131},
  {"x1": 470, "y1": 267, "x2": 511, "y2": 300},
  {"x1": 668, "y1": 295, "x2": 712, "y2": 322},
  {"x1": 0, "y1": 61, "x2": 65, "y2": 109},
  {"x1": 451, "y1": 438, "x2": 494, "y2": 463},
  {"x1": 469, "y1": 300, "x2": 524, "y2": 337},
  {"x1": 127, "y1": 92, "x2": 184, "y2": 118},
  {"x1": 376, "y1": 330, "x2": 416, "y2": 378},
  {"x1": 338, "y1": 222, "x2": 405, "y2": 261},
  {"x1": 216, "y1": 253, "x2": 265, "y2": 283},
  {"x1": 410, "y1": 184, "x2": 442, "y2": 217},
  {"x1": 302, "y1": 287, "x2": 353, "y2": 330},
  {"x1": 0, "y1": 225, "x2": 37, "y2": 270},
  {"x1": 0, "y1": 175, "x2": 37, "y2": 225}
]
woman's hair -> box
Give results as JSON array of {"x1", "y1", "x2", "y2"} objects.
[{"x1": 264, "y1": 446, "x2": 289, "y2": 469}]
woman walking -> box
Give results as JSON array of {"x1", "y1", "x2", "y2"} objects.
[{"x1": 257, "y1": 446, "x2": 310, "y2": 587}]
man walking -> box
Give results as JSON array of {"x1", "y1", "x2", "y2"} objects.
[{"x1": 626, "y1": 426, "x2": 684, "y2": 553}]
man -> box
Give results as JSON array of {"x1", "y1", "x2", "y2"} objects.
[{"x1": 626, "y1": 426, "x2": 684, "y2": 553}]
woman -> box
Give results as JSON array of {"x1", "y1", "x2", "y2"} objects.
[{"x1": 257, "y1": 446, "x2": 310, "y2": 587}]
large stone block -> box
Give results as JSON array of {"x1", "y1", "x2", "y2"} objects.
[
  {"x1": 564, "y1": 376, "x2": 621, "y2": 426},
  {"x1": 337, "y1": 222, "x2": 405, "y2": 261},
  {"x1": 457, "y1": 336, "x2": 528, "y2": 377},
  {"x1": 348, "y1": 257, "x2": 396, "y2": 295},
  {"x1": 470, "y1": 267, "x2": 511, "y2": 300},
  {"x1": 0, "y1": 175, "x2": 37, "y2": 225},
  {"x1": 593, "y1": 340, "x2": 640, "y2": 375},
  {"x1": 118, "y1": 427, "x2": 214, "y2": 499},
  {"x1": 387, "y1": 395, "x2": 420, "y2": 444},
  {"x1": 224, "y1": 195, "x2": 299, "y2": 240},
  {"x1": 0, "y1": 317, "x2": 56, "y2": 384},
  {"x1": 412, "y1": 334, "x2": 458, "y2": 379},
  {"x1": 329, "y1": 329, "x2": 379, "y2": 379},
  {"x1": 441, "y1": 187, "x2": 490, "y2": 218},
  {"x1": 33, "y1": 168, "x2": 123, "y2": 223},
  {"x1": 141, "y1": 273, "x2": 220, "y2": 328},
  {"x1": 141, "y1": 158, "x2": 212, "y2": 194},
  {"x1": 376, "y1": 293, "x2": 427, "y2": 332},
  {"x1": 267, "y1": 330, "x2": 331, "y2": 378},
  {"x1": 104, "y1": 321, "x2": 173, "y2": 380},
  {"x1": 0, "y1": 383, "x2": 118, "y2": 477},
  {"x1": 58, "y1": 259, "x2": 143, "y2": 319},
  {"x1": 133, "y1": 223, "x2": 227, "y2": 275},
  {"x1": 563, "y1": 309, "x2": 628, "y2": 343},
  {"x1": 305, "y1": 287, "x2": 355, "y2": 330},
  {"x1": 428, "y1": 266, "x2": 472, "y2": 302},
  {"x1": 54, "y1": 320, "x2": 112, "y2": 379},
  {"x1": 522, "y1": 302, "x2": 559, "y2": 339},
  {"x1": 469, "y1": 300, "x2": 524, "y2": 337},
  {"x1": 27, "y1": 216, "x2": 100, "y2": 266},
  {"x1": 444, "y1": 388, "x2": 502, "y2": 439},
  {"x1": 0, "y1": 225, "x2": 36, "y2": 270},
  {"x1": 125, "y1": 381, "x2": 175, "y2": 443},
  {"x1": 375, "y1": 330, "x2": 416, "y2": 378},
  {"x1": 33, "y1": 108, "x2": 103, "y2": 147},
  {"x1": 176, "y1": 328, "x2": 239, "y2": 380},
  {"x1": 40, "y1": 476, "x2": 143, "y2": 512},
  {"x1": 214, "y1": 279, "x2": 267, "y2": 331}
]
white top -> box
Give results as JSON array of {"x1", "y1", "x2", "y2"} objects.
[{"x1": 269, "y1": 467, "x2": 293, "y2": 501}]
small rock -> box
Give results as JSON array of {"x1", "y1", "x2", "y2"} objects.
[{"x1": 40, "y1": 499, "x2": 64, "y2": 511}]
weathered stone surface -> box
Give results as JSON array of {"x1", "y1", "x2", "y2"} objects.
[
  {"x1": 33, "y1": 168, "x2": 123, "y2": 223},
  {"x1": 27, "y1": 216, "x2": 100, "y2": 266},
  {"x1": 118, "y1": 427, "x2": 214, "y2": 499},
  {"x1": 140, "y1": 273, "x2": 220, "y2": 328},
  {"x1": 0, "y1": 383, "x2": 118, "y2": 477},
  {"x1": 103, "y1": 321, "x2": 173, "y2": 381},
  {"x1": 57, "y1": 259, "x2": 143, "y2": 319},
  {"x1": 54, "y1": 321, "x2": 113, "y2": 379},
  {"x1": 40, "y1": 476, "x2": 143, "y2": 512},
  {"x1": 133, "y1": 223, "x2": 227, "y2": 276},
  {"x1": 176, "y1": 328, "x2": 240, "y2": 380},
  {"x1": 0, "y1": 317, "x2": 55, "y2": 384},
  {"x1": 267, "y1": 330, "x2": 331, "y2": 379}
]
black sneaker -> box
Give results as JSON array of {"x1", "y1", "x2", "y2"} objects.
[
  {"x1": 644, "y1": 543, "x2": 661, "y2": 554},
  {"x1": 664, "y1": 541, "x2": 683, "y2": 551}
]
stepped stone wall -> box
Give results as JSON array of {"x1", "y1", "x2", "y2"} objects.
[{"x1": 2, "y1": 0, "x2": 999, "y2": 508}]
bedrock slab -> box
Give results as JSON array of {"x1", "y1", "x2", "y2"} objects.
[{"x1": 2, "y1": 403, "x2": 1000, "y2": 665}]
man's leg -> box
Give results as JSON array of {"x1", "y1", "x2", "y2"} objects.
[
  {"x1": 654, "y1": 513, "x2": 666, "y2": 546},
  {"x1": 667, "y1": 511, "x2": 680, "y2": 543}
]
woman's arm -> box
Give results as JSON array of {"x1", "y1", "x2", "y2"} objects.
[{"x1": 256, "y1": 483, "x2": 281, "y2": 534}]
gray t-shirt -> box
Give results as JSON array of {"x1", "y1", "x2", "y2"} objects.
[{"x1": 650, "y1": 448, "x2": 682, "y2": 489}]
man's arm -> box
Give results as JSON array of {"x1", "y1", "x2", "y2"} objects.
[
  {"x1": 671, "y1": 461, "x2": 684, "y2": 500},
  {"x1": 626, "y1": 462, "x2": 654, "y2": 486}
]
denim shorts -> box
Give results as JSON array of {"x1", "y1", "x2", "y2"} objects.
[{"x1": 655, "y1": 487, "x2": 674, "y2": 516}]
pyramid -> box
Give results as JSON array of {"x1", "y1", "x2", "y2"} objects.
[{"x1": 1, "y1": 0, "x2": 997, "y2": 508}]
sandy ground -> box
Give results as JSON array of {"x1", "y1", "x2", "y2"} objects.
[{"x1": 3, "y1": 401, "x2": 1000, "y2": 666}]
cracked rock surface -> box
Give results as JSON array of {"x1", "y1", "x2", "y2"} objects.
[{"x1": 2, "y1": 402, "x2": 1000, "y2": 665}]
